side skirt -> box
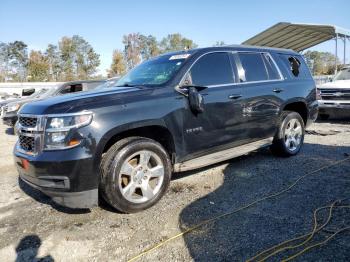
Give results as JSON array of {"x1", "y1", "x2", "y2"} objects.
[{"x1": 173, "y1": 137, "x2": 273, "y2": 172}]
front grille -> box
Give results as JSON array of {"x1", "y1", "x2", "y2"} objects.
[
  {"x1": 19, "y1": 135, "x2": 35, "y2": 152},
  {"x1": 320, "y1": 89, "x2": 350, "y2": 101},
  {"x1": 19, "y1": 116, "x2": 37, "y2": 128}
]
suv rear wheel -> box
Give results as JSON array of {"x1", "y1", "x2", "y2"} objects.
[
  {"x1": 271, "y1": 111, "x2": 305, "y2": 157},
  {"x1": 100, "y1": 137, "x2": 172, "y2": 213}
]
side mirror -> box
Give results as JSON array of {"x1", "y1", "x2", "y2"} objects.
[{"x1": 187, "y1": 86, "x2": 205, "y2": 114}]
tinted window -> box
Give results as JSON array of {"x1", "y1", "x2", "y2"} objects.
[
  {"x1": 187, "y1": 52, "x2": 234, "y2": 86},
  {"x1": 239, "y1": 53, "x2": 268, "y2": 82},
  {"x1": 262, "y1": 53, "x2": 281, "y2": 80},
  {"x1": 59, "y1": 84, "x2": 82, "y2": 94}
]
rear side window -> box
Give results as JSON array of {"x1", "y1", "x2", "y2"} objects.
[
  {"x1": 239, "y1": 53, "x2": 268, "y2": 82},
  {"x1": 187, "y1": 52, "x2": 234, "y2": 86},
  {"x1": 262, "y1": 53, "x2": 281, "y2": 80},
  {"x1": 278, "y1": 54, "x2": 311, "y2": 79}
]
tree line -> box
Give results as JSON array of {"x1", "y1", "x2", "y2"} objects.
[
  {"x1": 108, "y1": 33, "x2": 197, "y2": 77},
  {"x1": 0, "y1": 33, "x2": 198, "y2": 82},
  {"x1": 303, "y1": 50, "x2": 341, "y2": 75},
  {"x1": 1, "y1": 34, "x2": 340, "y2": 82},
  {"x1": 0, "y1": 36, "x2": 100, "y2": 82}
]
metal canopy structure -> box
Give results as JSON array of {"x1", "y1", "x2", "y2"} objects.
[{"x1": 243, "y1": 22, "x2": 350, "y2": 73}]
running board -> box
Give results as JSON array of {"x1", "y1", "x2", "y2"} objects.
[{"x1": 173, "y1": 137, "x2": 273, "y2": 172}]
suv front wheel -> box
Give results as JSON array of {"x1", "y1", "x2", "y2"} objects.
[
  {"x1": 271, "y1": 111, "x2": 305, "y2": 157},
  {"x1": 100, "y1": 137, "x2": 172, "y2": 213}
]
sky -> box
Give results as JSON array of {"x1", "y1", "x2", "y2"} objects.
[{"x1": 1, "y1": 0, "x2": 350, "y2": 75}]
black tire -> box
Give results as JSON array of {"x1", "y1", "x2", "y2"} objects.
[
  {"x1": 319, "y1": 114, "x2": 330, "y2": 120},
  {"x1": 100, "y1": 137, "x2": 172, "y2": 213},
  {"x1": 270, "y1": 111, "x2": 305, "y2": 157}
]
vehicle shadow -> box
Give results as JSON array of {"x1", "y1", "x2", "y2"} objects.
[
  {"x1": 15, "y1": 234, "x2": 54, "y2": 262},
  {"x1": 179, "y1": 143, "x2": 350, "y2": 261},
  {"x1": 316, "y1": 116, "x2": 350, "y2": 124},
  {"x1": 18, "y1": 178, "x2": 91, "y2": 214}
]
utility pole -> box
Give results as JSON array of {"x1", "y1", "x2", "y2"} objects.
[{"x1": 335, "y1": 34, "x2": 338, "y2": 74}]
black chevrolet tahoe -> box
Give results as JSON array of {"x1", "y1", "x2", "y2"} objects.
[{"x1": 14, "y1": 46, "x2": 318, "y2": 213}]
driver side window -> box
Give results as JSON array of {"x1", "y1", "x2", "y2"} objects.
[{"x1": 185, "y1": 52, "x2": 235, "y2": 86}]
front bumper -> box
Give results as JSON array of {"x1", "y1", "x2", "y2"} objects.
[
  {"x1": 14, "y1": 144, "x2": 99, "y2": 208},
  {"x1": 318, "y1": 100, "x2": 350, "y2": 109},
  {"x1": 317, "y1": 100, "x2": 350, "y2": 116}
]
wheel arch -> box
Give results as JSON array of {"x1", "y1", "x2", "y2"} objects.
[
  {"x1": 281, "y1": 99, "x2": 308, "y2": 125},
  {"x1": 95, "y1": 121, "x2": 177, "y2": 167}
]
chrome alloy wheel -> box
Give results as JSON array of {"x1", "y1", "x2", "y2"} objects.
[
  {"x1": 284, "y1": 118, "x2": 302, "y2": 151},
  {"x1": 117, "y1": 150, "x2": 165, "y2": 203}
]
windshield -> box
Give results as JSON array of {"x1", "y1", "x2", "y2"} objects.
[
  {"x1": 31, "y1": 87, "x2": 58, "y2": 99},
  {"x1": 333, "y1": 67, "x2": 350, "y2": 81},
  {"x1": 29, "y1": 88, "x2": 49, "y2": 98},
  {"x1": 116, "y1": 54, "x2": 190, "y2": 87}
]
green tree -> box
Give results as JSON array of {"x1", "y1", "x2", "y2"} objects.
[
  {"x1": 59, "y1": 36, "x2": 75, "y2": 81},
  {"x1": 139, "y1": 34, "x2": 160, "y2": 60},
  {"x1": 123, "y1": 33, "x2": 142, "y2": 70},
  {"x1": 58, "y1": 35, "x2": 100, "y2": 81},
  {"x1": 108, "y1": 50, "x2": 126, "y2": 77},
  {"x1": 45, "y1": 44, "x2": 61, "y2": 81},
  {"x1": 0, "y1": 42, "x2": 11, "y2": 81},
  {"x1": 8, "y1": 41, "x2": 28, "y2": 81},
  {"x1": 159, "y1": 33, "x2": 197, "y2": 53},
  {"x1": 0, "y1": 41, "x2": 28, "y2": 81},
  {"x1": 27, "y1": 50, "x2": 49, "y2": 81},
  {"x1": 303, "y1": 50, "x2": 341, "y2": 75}
]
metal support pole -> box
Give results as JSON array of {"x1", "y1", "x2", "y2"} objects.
[
  {"x1": 345, "y1": 37, "x2": 347, "y2": 65},
  {"x1": 343, "y1": 36, "x2": 346, "y2": 65},
  {"x1": 335, "y1": 34, "x2": 338, "y2": 74}
]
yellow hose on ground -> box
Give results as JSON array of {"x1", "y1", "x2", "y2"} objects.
[
  {"x1": 247, "y1": 201, "x2": 350, "y2": 261},
  {"x1": 127, "y1": 157, "x2": 350, "y2": 262}
]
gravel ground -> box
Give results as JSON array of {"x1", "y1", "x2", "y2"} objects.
[{"x1": 0, "y1": 119, "x2": 349, "y2": 262}]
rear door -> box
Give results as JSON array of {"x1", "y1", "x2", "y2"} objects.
[
  {"x1": 181, "y1": 52, "x2": 245, "y2": 159},
  {"x1": 235, "y1": 52, "x2": 284, "y2": 140}
]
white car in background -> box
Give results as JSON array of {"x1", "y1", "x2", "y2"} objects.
[{"x1": 317, "y1": 65, "x2": 350, "y2": 120}]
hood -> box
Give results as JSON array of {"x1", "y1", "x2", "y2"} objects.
[
  {"x1": 6, "y1": 96, "x2": 43, "y2": 108},
  {"x1": 318, "y1": 80, "x2": 350, "y2": 89},
  {"x1": 19, "y1": 86, "x2": 152, "y2": 115}
]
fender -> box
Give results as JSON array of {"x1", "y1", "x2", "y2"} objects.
[
  {"x1": 92, "y1": 119, "x2": 173, "y2": 169},
  {"x1": 280, "y1": 97, "x2": 308, "y2": 113}
]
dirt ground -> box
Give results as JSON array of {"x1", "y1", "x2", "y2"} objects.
[{"x1": 0, "y1": 119, "x2": 349, "y2": 262}]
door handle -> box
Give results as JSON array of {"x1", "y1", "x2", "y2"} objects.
[
  {"x1": 228, "y1": 94, "x2": 242, "y2": 99},
  {"x1": 273, "y1": 88, "x2": 284, "y2": 93}
]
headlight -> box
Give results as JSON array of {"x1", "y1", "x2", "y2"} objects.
[
  {"x1": 7, "y1": 104, "x2": 20, "y2": 113},
  {"x1": 44, "y1": 112, "x2": 93, "y2": 150}
]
